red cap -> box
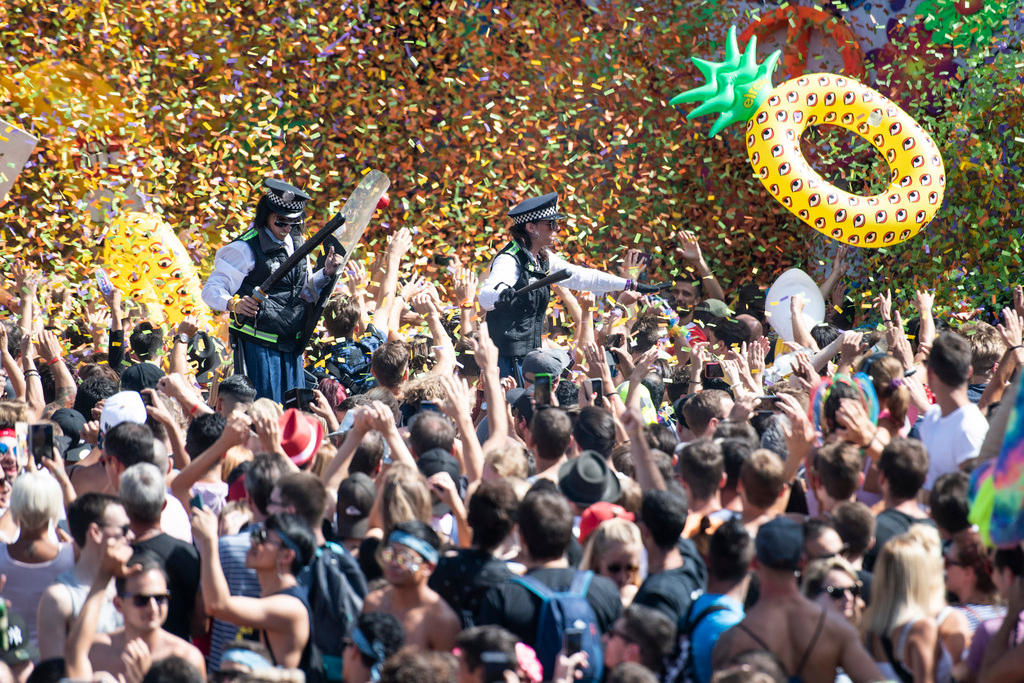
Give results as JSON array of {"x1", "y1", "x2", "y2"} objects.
[{"x1": 579, "y1": 501, "x2": 634, "y2": 544}]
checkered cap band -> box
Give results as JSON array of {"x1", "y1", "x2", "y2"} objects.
[
  {"x1": 513, "y1": 205, "x2": 559, "y2": 226},
  {"x1": 265, "y1": 190, "x2": 307, "y2": 212}
]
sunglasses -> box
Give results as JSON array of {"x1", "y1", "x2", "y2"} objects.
[
  {"x1": 380, "y1": 546, "x2": 422, "y2": 572},
  {"x1": 605, "y1": 563, "x2": 638, "y2": 575},
  {"x1": 823, "y1": 584, "x2": 861, "y2": 601},
  {"x1": 102, "y1": 523, "x2": 132, "y2": 539},
  {"x1": 127, "y1": 592, "x2": 170, "y2": 608},
  {"x1": 250, "y1": 526, "x2": 278, "y2": 547}
]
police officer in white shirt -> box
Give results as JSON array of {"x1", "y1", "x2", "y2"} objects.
[{"x1": 202, "y1": 179, "x2": 343, "y2": 402}]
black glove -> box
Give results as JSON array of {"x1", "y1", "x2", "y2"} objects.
[
  {"x1": 496, "y1": 287, "x2": 517, "y2": 308},
  {"x1": 635, "y1": 281, "x2": 670, "y2": 294}
]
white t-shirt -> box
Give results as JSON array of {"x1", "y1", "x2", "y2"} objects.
[
  {"x1": 919, "y1": 403, "x2": 988, "y2": 490},
  {"x1": 161, "y1": 494, "x2": 193, "y2": 543}
]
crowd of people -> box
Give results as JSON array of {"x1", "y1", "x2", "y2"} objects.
[{"x1": 0, "y1": 184, "x2": 1023, "y2": 683}]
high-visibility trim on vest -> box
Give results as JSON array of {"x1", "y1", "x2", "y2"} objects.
[
  {"x1": 238, "y1": 228, "x2": 258, "y2": 241},
  {"x1": 228, "y1": 322, "x2": 279, "y2": 343}
]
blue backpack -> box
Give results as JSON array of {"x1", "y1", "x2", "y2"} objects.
[{"x1": 511, "y1": 571, "x2": 604, "y2": 683}]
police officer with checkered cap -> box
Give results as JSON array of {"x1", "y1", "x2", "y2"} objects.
[
  {"x1": 202, "y1": 178, "x2": 344, "y2": 402},
  {"x1": 478, "y1": 192, "x2": 661, "y2": 384}
]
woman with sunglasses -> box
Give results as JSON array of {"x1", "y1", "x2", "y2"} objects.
[
  {"x1": 580, "y1": 518, "x2": 644, "y2": 607},
  {"x1": 801, "y1": 556, "x2": 864, "y2": 627},
  {"x1": 192, "y1": 507, "x2": 316, "y2": 671}
]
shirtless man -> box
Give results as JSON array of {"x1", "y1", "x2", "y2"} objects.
[
  {"x1": 36, "y1": 494, "x2": 128, "y2": 661},
  {"x1": 712, "y1": 518, "x2": 884, "y2": 683},
  {"x1": 362, "y1": 521, "x2": 460, "y2": 652},
  {"x1": 67, "y1": 548, "x2": 206, "y2": 681}
]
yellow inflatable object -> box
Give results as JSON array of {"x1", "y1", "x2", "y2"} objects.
[
  {"x1": 1, "y1": 60, "x2": 131, "y2": 139},
  {"x1": 745, "y1": 74, "x2": 945, "y2": 247},
  {"x1": 101, "y1": 212, "x2": 212, "y2": 329},
  {"x1": 671, "y1": 28, "x2": 946, "y2": 248}
]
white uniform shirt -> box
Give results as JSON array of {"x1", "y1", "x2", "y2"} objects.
[
  {"x1": 201, "y1": 230, "x2": 329, "y2": 311},
  {"x1": 477, "y1": 247, "x2": 628, "y2": 310}
]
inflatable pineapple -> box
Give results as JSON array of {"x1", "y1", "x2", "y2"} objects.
[{"x1": 670, "y1": 27, "x2": 945, "y2": 248}]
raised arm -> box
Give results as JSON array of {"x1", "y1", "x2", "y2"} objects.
[
  {"x1": 168, "y1": 317, "x2": 199, "y2": 377},
  {"x1": 0, "y1": 324, "x2": 25, "y2": 401},
  {"x1": 191, "y1": 506, "x2": 306, "y2": 633},
  {"x1": 913, "y1": 289, "x2": 935, "y2": 363},
  {"x1": 818, "y1": 246, "x2": 849, "y2": 302},
  {"x1": 371, "y1": 227, "x2": 413, "y2": 332},
  {"x1": 170, "y1": 412, "x2": 250, "y2": 508},
  {"x1": 475, "y1": 321, "x2": 510, "y2": 454},
  {"x1": 790, "y1": 294, "x2": 819, "y2": 351},
  {"x1": 676, "y1": 230, "x2": 725, "y2": 301},
  {"x1": 412, "y1": 289, "x2": 456, "y2": 376},
  {"x1": 439, "y1": 374, "x2": 484, "y2": 485},
  {"x1": 38, "y1": 329, "x2": 76, "y2": 414}
]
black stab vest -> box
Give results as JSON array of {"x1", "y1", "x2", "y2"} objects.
[
  {"x1": 228, "y1": 227, "x2": 310, "y2": 353},
  {"x1": 485, "y1": 241, "x2": 550, "y2": 357}
]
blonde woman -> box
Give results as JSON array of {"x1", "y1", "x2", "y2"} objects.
[
  {"x1": 864, "y1": 526, "x2": 967, "y2": 682},
  {"x1": 801, "y1": 556, "x2": 864, "y2": 627},
  {"x1": 359, "y1": 463, "x2": 433, "y2": 584},
  {"x1": 580, "y1": 518, "x2": 644, "y2": 606}
]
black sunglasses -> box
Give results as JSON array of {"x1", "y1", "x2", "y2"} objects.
[
  {"x1": 823, "y1": 584, "x2": 861, "y2": 601},
  {"x1": 128, "y1": 592, "x2": 170, "y2": 608},
  {"x1": 606, "y1": 563, "x2": 638, "y2": 574}
]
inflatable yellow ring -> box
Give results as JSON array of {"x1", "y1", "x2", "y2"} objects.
[
  {"x1": 745, "y1": 73, "x2": 945, "y2": 248},
  {"x1": 670, "y1": 28, "x2": 946, "y2": 249}
]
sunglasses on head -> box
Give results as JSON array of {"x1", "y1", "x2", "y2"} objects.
[
  {"x1": 127, "y1": 592, "x2": 170, "y2": 608},
  {"x1": 823, "y1": 584, "x2": 860, "y2": 601}
]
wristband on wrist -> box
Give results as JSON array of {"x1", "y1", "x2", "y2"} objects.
[
  {"x1": 48, "y1": 357, "x2": 63, "y2": 365},
  {"x1": 25, "y1": 370, "x2": 40, "y2": 378},
  {"x1": 189, "y1": 403, "x2": 202, "y2": 417},
  {"x1": 1011, "y1": 345, "x2": 1024, "y2": 351}
]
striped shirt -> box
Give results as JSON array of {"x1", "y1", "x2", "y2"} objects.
[{"x1": 206, "y1": 531, "x2": 261, "y2": 671}]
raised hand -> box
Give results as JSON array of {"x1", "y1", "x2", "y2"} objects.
[
  {"x1": 914, "y1": 288, "x2": 934, "y2": 315},
  {"x1": 37, "y1": 329, "x2": 63, "y2": 363},
  {"x1": 452, "y1": 264, "x2": 478, "y2": 307},
  {"x1": 875, "y1": 288, "x2": 892, "y2": 323},
  {"x1": 998, "y1": 307, "x2": 1023, "y2": 348},
  {"x1": 676, "y1": 229, "x2": 704, "y2": 263},
  {"x1": 387, "y1": 227, "x2": 413, "y2": 263},
  {"x1": 176, "y1": 315, "x2": 199, "y2": 339}
]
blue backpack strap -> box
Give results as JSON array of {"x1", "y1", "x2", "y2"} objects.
[
  {"x1": 511, "y1": 574, "x2": 554, "y2": 600},
  {"x1": 569, "y1": 570, "x2": 593, "y2": 597}
]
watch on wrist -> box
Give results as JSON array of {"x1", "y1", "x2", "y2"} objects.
[{"x1": 176, "y1": 333, "x2": 189, "y2": 345}]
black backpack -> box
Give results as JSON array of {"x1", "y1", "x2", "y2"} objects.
[
  {"x1": 299, "y1": 542, "x2": 368, "y2": 682},
  {"x1": 664, "y1": 598, "x2": 730, "y2": 683}
]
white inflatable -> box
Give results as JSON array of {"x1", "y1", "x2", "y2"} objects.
[{"x1": 765, "y1": 268, "x2": 825, "y2": 342}]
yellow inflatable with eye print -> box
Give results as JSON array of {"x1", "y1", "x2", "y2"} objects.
[
  {"x1": 101, "y1": 212, "x2": 212, "y2": 329},
  {"x1": 670, "y1": 27, "x2": 945, "y2": 248}
]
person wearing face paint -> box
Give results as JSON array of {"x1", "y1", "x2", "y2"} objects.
[
  {"x1": 202, "y1": 178, "x2": 345, "y2": 403},
  {"x1": 361, "y1": 520, "x2": 461, "y2": 652},
  {"x1": 478, "y1": 192, "x2": 663, "y2": 385}
]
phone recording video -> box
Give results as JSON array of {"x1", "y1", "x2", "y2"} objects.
[
  {"x1": 284, "y1": 388, "x2": 315, "y2": 411},
  {"x1": 29, "y1": 424, "x2": 53, "y2": 467},
  {"x1": 590, "y1": 377, "x2": 604, "y2": 406},
  {"x1": 534, "y1": 373, "x2": 552, "y2": 406}
]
